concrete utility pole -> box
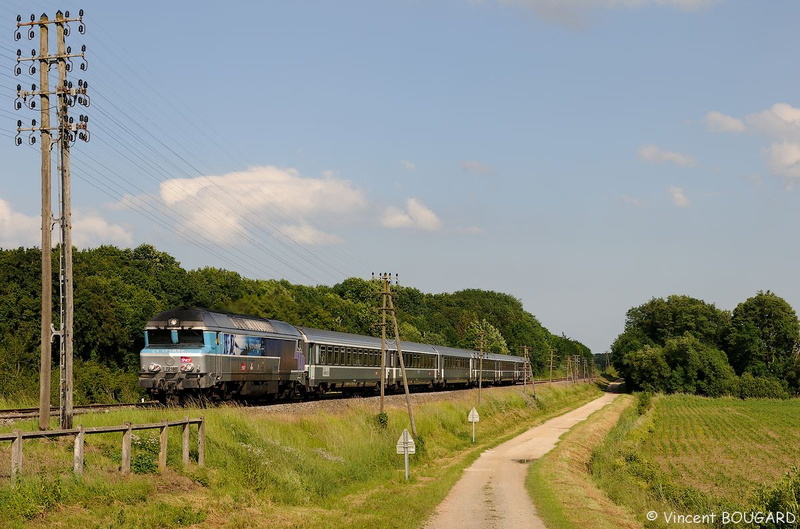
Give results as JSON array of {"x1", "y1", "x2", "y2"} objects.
[{"x1": 14, "y1": 10, "x2": 89, "y2": 430}]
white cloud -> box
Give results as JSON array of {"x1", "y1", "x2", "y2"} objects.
[
  {"x1": 400, "y1": 160, "x2": 416, "y2": 171},
  {"x1": 619, "y1": 195, "x2": 644, "y2": 207},
  {"x1": 70, "y1": 213, "x2": 133, "y2": 248},
  {"x1": 153, "y1": 166, "x2": 367, "y2": 245},
  {"x1": 382, "y1": 198, "x2": 442, "y2": 231},
  {"x1": 0, "y1": 198, "x2": 39, "y2": 247},
  {"x1": 668, "y1": 186, "x2": 690, "y2": 207},
  {"x1": 743, "y1": 104, "x2": 800, "y2": 183},
  {"x1": 281, "y1": 224, "x2": 344, "y2": 245},
  {"x1": 491, "y1": 0, "x2": 719, "y2": 28},
  {"x1": 764, "y1": 142, "x2": 800, "y2": 179},
  {"x1": 747, "y1": 103, "x2": 800, "y2": 142},
  {"x1": 638, "y1": 144, "x2": 696, "y2": 167},
  {"x1": 0, "y1": 198, "x2": 133, "y2": 249},
  {"x1": 460, "y1": 160, "x2": 495, "y2": 176},
  {"x1": 704, "y1": 111, "x2": 745, "y2": 133}
]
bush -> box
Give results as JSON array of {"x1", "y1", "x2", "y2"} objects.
[
  {"x1": 750, "y1": 467, "x2": 800, "y2": 528},
  {"x1": 738, "y1": 373, "x2": 789, "y2": 399},
  {"x1": 636, "y1": 391, "x2": 653, "y2": 415}
]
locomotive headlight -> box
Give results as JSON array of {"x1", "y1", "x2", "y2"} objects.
[
  {"x1": 148, "y1": 363, "x2": 162, "y2": 373},
  {"x1": 180, "y1": 363, "x2": 195, "y2": 372}
]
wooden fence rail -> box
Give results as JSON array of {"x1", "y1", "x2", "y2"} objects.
[{"x1": 0, "y1": 417, "x2": 204, "y2": 482}]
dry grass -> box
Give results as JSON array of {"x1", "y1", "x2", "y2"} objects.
[{"x1": 528, "y1": 394, "x2": 641, "y2": 529}]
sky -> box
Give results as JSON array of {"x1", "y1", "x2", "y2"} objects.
[{"x1": 1, "y1": 0, "x2": 800, "y2": 353}]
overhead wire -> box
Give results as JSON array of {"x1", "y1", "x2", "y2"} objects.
[{"x1": 2, "y1": 3, "x2": 379, "y2": 285}]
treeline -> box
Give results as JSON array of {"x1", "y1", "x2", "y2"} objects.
[
  {"x1": 611, "y1": 292, "x2": 800, "y2": 398},
  {"x1": 0, "y1": 244, "x2": 591, "y2": 402}
]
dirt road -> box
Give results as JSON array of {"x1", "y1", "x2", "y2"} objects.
[{"x1": 422, "y1": 392, "x2": 619, "y2": 529}]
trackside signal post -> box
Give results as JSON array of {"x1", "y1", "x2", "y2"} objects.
[{"x1": 14, "y1": 10, "x2": 90, "y2": 430}]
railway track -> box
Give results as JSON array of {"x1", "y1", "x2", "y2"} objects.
[
  {"x1": 0, "y1": 378, "x2": 580, "y2": 422},
  {"x1": 0, "y1": 401, "x2": 162, "y2": 421}
]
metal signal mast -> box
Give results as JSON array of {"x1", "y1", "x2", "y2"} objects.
[{"x1": 13, "y1": 10, "x2": 90, "y2": 430}]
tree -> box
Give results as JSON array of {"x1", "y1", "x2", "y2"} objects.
[
  {"x1": 623, "y1": 295, "x2": 730, "y2": 349},
  {"x1": 661, "y1": 334, "x2": 737, "y2": 397},
  {"x1": 621, "y1": 345, "x2": 671, "y2": 392},
  {"x1": 463, "y1": 319, "x2": 509, "y2": 354},
  {"x1": 727, "y1": 291, "x2": 800, "y2": 383},
  {"x1": 612, "y1": 295, "x2": 731, "y2": 384}
]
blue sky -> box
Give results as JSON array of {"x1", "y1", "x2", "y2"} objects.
[{"x1": 2, "y1": 0, "x2": 800, "y2": 353}]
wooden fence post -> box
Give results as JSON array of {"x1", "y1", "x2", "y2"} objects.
[
  {"x1": 11, "y1": 429, "x2": 22, "y2": 482},
  {"x1": 158, "y1": 421, "x2": 168, "y2": 472},
  {"x1": 198, "y1": 417, "x2": 205, "y2": 467},
  {"x1": 73, "y1": 425, "x2": 85, "y2": 477},
  {"x1": 182, "y1": 416, "x2": 190, "y2": 467},
  {"x1": 121, "y1": 422, "x2": 132, "y2": 474}
]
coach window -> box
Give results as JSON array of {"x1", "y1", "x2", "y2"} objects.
[{"x1": 318, "y1": 345, "x2": 326, "y2": 365}]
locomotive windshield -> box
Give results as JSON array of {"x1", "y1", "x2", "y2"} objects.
[{"x1": 147, "y1": 329, "x2": 205, "y2": 346}]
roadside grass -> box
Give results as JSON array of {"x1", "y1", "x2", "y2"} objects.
[
  {"x1": 591, "y1": 393, "x2": 800, "y2": 528},
  {"x1": 0, "y1": 382, "x2": 601, "y2": 528},
  {"x1": 527, "y1": 394, "x2": 641, "y2": 529}
]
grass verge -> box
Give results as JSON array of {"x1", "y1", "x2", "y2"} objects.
[
  {"x1": 527, "y1": 394, "x2": 640, "y2": 529},
  {"x1": 0, "y1": 382, "x2": 601, "y2": 528}
]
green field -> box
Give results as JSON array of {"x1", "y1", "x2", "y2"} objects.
[
  {"x1": 0, "y1": 383, "x2": 600, "y2": 529},
  {"x1": 590, "y1": 394, "x2": 800, "y2": 528}
]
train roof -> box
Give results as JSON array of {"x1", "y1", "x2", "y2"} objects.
[
  {"x1": 431, "y1": 345, "x2": 474, "y2": 359},
  {"x1": 145, "y1": 308, "x2": 302, "y2": 340},
  {"x1": 297, "y1": 327, "x2": 439, "y2": 354}
]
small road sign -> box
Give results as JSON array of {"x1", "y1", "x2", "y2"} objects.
[
  {"x1": 468, "y1": 407, "x2": 480, "y2": 443},
  {"x1": 396, "y1": 428, "x2": 415, "y2": 480},
  {"x1": 396, "y1": 428, "x2": 416, "y2": 454}
]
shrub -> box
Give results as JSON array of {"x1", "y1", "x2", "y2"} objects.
[{"x1": 738, "y1": 373, "x2": 789, "y2": 399}]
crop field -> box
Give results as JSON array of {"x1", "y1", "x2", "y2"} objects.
[
  {"x1": 591, "y1": 394, "x2": 800, "y2": 527},
  {"x1": 644, "y1": 396, "x2": 800, "y2": 500}
]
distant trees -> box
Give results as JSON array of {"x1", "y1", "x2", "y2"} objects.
[
  {"x1": 0, "y1": 244, "x2": 590, "y2": 401},
  {"x1": 612, "y1": 291, "x2": 800, "y2": 397}
]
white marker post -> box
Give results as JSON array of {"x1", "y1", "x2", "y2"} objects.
[
  {"x1": 396, "y1": 428, "x2": 416, "y2": 481},
  {"x1": 468, "y1": 407, "x2": 480, "y2": 443}
]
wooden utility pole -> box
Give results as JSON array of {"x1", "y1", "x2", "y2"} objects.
[
  {"x1": 549, "y1": 348, "x2": 554, "y2": 383},
  {"x1": 387, "y1": 281, "x2": 417, "y2": 437},
  {"x1": 14, "y1": 10, "x2": 88, "y2": 430},
  {"x1": 374, "y1": 273, "x2": 416, "y2": 436},
  {"x1": 379, "y1": 276, "x2": 387, "y2": 414},
  {"x1": 37, "y1": 14, "x2": 53, "y2": 432},
  {"x1": 56, "y1": 10, "x2": 75, "y2": 429},
  {"x1": 477, "y1": 333, "x2": 485, "y2": 406},
  {"x1": 522, "y1": 345, "x2": 535, "y2": 397}
]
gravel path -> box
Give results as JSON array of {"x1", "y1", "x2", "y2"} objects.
[{"x1": 422, "y1": 392, "x2": 620, "y2": 529}]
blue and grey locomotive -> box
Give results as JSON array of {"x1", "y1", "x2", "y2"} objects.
[{"x1": 139, "y1": 308, "x2": 529, "y2": 403}]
